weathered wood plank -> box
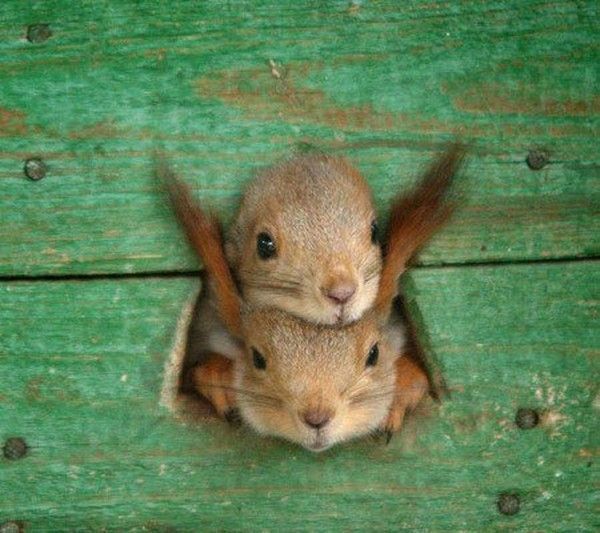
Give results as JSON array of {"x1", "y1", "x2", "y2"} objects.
[
  {"x1": 0, "y1": 0, "x2": 598, "y2": 276},
  {"x1": 1, "y1": 262, "x2": 597, "y2": 530}
]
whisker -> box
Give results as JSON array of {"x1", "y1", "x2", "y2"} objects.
[
  {"x1": 243, "y1": 280, "x2": 303, "y2": 296},
  {"x1": 268, "y1": 276, "x2": 303, "y2": 287},
  {"x1": 195, "y1": 382, "x2": 282, "y2": 408},
  {"x1": 349, "y1": 391, "x2": 396, "y2": 407},
  {"x1": 362, "y1": 259, "x2": 381, "y2": 283},
  {"x1": 240, "y1": 399, "x2": 282, "y2": 413},
  {"x1": 240, "y1": 269, "x2": 306, "y2": 297},
  {"x1": 240, "y1": 267, "x2": 305, "y2": 286},
  {"x1": 250, "y1": 274, "x2": 303, "y2": 286},
  {"x1": 342, "y1": 366, "x2": 398, "y2": 398},
  {"x1": 349, "y1": 385, "x2": 396, "y2": 399},
  {"x1": 348, "y1": 381, "x2": 397, "y2": 406}
]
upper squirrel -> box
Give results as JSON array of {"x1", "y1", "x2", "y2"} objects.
[
  {"x1": 167, "y1": 154, "x2": 383, "y2": 364},
  {"x1": 226, "y1": 155, "x2": 382, "y2": 325}
]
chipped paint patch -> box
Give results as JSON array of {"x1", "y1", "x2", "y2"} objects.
[
  {"x1": 531, "y1": 374, "x2": 572, "y2": 437},
  {"x1": 592, "y1": 391, "x2": 600, "y2": 410},
  {"x1": 453, "y1": 88, "x2": 600, "y2": 116},
  {"x1": 0, "y1": 107, "x2": 27, "y2": 136},
  {"x1": 541, "y1": 410, "x2": 568, "y2": 430},
  {"x1": 195, "y1": 64, "x2": 473, "y2": 135},
  {"x1": 68, "y1": 119, "x2": 124, "y2": 140}
]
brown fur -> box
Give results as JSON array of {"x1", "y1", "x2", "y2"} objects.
[
  {"x1": 156, "y1": 160, "x2": 242, "y2": 337},
  {"x1": 381, "y1": 356, "x2": 429, "y2": 435},
  {"x1": 226, "y1": 154, "x2": 381, "y2": 325},
  {"x1": 375, "y1": 143, "x2": 465, "y2": 318},
  {"x1": 170, "y1": 154, "x2": 382, "y2": 382},
  {"x1": 191, "y1": 352, "x2": 235, "y2": 417}
]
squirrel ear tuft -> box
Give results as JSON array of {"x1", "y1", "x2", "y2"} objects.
[
  {"x1": 156, "y1": 157, "x2": 243, "y2": 337},
  {"x1": 375, "y1": 142, "x2": 465, "y2": 322}
]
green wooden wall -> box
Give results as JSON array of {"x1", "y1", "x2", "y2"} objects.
[{"x1": 0, "y1": 1, "x2": 598, "y2": 530}]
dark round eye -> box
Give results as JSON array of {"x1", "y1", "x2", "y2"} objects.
[
  {"x1": 252, "y1": 348, "x2": 267, "y2": 370},
  {"x1": 366, "y1": 343, "x2": 379, "y2": 367},
  {"x1": 370, "y1": 220, "x2": 379, "y2": 244},
  {"x1": 256, "y1": 232, "x2": 277, "y2": 260}
]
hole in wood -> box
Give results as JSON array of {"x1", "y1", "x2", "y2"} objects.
[
  {"x1": 159, "y1": 281, "x2": 221, "y2": 424},
  {"x1": 526, "y1": 149, "x2": 549, "y2": 170}
]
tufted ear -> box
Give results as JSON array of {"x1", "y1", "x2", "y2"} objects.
[
  {"x1": 375, "y1": 143, "x2": 465, "y2": 322},
  {"x1": 156, "y1": 158, "x2": 242, "y2": 338}
]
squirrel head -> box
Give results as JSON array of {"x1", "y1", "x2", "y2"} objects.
[
  {"x1": 226, "y1": 155, "x2": 381, "y2": 325},
  {"x1": 234, "y1": 306, "x2": 403, "y2": 451}
]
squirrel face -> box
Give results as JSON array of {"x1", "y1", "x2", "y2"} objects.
[
  {"x1": 226, "y1": 155, "x2": 381, "y2": 325},
  {"x1": 235, "y1": 307, "x2": 402, "y2": 451}
]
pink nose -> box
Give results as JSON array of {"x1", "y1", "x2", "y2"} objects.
[
  {"x1": 302, "y1": 409, "x2": 334, "y2": 430},
  {"x1": 322, "y1": 282, "x2": 356, "y2": 305}
]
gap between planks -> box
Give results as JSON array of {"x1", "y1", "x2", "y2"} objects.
[{"x1": 0, "y1": 255, "x2": 597, "y2": 284}]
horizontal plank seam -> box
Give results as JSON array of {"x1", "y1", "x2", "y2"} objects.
[{"x1": 0, "y1": 255, "x2": 597, "y2": 283}]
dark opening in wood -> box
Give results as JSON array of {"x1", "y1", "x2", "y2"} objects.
[{"x1": 160, "y1": 280, "x2": 220, "y2": 423}]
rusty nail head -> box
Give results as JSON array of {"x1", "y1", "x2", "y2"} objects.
[
  {"x1": 526, "y1": 149, "x2": 549, "y2": 170},
  {"x1": 24, "y1": 158, "x2": 47, "y2": 181},
  {"x1": 2, "y1": 437, "x2": 28, "y2": 460},
  {"x1": 515, "y1": 407, "x2": 539, "y2": 429},
  {"x1": 0, "y1": 522, "x2": 23, "y2": 533},
  {"x1": 26, "y1": 24, "x2": 52, "y2": 43},
  {"x1": 497, "y1": 493, "x2": 520, "y2": 515}
]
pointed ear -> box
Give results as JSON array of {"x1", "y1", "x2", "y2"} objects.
[
  {"x1": 375, "y1": 143, "x2": 465, "y2": 322},
  {"x1": 156, "y1": 157, "x2": 243, "y2": 338}
]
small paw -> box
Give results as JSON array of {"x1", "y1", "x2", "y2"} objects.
[
  {"x1": 375, "y1": 356, "x2": 429, "y2": 444},
  {"x1": 378, "y1": 403, "x2": 408, "y2": 444},
  {"x1": 224, "y1": 407, "x2": 243, "y2": 427},
  {"x1": 191, "y1": 353, "x2": 237, "y2": 419},
  {"x1": 371, "y1": 427, "x2": 395, "y2": 445}
]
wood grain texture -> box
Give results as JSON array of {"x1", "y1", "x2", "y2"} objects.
[
  {"x1": 0, "y1": 0, "x2": 598, "y2": 276},
  {"x1": 1, "y1": 263, "x2": 597, "y2": 530}
]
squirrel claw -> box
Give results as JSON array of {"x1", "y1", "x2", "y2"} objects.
[
  {"x1": 225, "y1": 407, "x2": 242, "y2": 427},
  {"x1": 385, "y1": 430, "x2": 394, "y2": 445},
  {"x1": 375, "y1": 356, "x2": 430, "y2": 442},
  {"x1": 370, "y1": 428, "x2": 394, "y2": 445}
]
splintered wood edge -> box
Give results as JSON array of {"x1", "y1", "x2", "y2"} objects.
[
  {"x1": 159, "y1": 285, "x2": 216, "y2": 423},
  {"x1": 399, "y1": 274, "x2": 449, "y2": 400}
]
